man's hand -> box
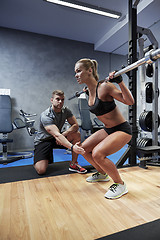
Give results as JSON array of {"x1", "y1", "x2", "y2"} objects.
[{"x1": 72, "y1": 142, "x2": 85, "y2": 154}]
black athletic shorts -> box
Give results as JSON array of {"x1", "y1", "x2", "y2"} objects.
[
  {"x1": 103, "y1": 121, "x2": 132, "y2": 135},
  {"x1": 34, "y1": 139, "x2": 65, "y2": 164}
]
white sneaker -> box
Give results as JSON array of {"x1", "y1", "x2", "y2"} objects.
[
  {"x1": 86, "y1": 172, "x2": 110, "y2": 183},
  {"x1": 104, "y1": 182, "x2": 128, "y2": 199}
]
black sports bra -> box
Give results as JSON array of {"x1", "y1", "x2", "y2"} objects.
[{"x1": 88, "y1": 83, "x2": 116, "y2": 116}]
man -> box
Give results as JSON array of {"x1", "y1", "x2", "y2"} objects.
[{"x1": 34, "y1": 90, "x2": 87, "y2": 175}]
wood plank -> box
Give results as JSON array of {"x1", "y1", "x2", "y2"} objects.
[{"x1": 0, "y1": 166, "x2": 160, "y2": 240}]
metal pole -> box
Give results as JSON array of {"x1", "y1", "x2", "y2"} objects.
[
  {"x1": 127, "y1": 0, "x2": 138, "y2": 166},
  {"x1": 138, "y1": 38, "x2": 146, "y2": 113},
  {"x1": 116, "y1": 0, "x2": 138, "y2": 167},
  {"x1": 152, "y1": 58, "x2": 159, "y2": 146}
]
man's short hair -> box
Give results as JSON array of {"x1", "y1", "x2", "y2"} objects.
[{"x1": 52, "y1": 90, "x2": 64, "y2": 98}]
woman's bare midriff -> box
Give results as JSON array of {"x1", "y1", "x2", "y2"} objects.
[{"x1": 97, "y1": 106, "x2": 126, "y2": 128}]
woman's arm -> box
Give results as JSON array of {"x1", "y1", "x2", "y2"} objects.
[
  {"x1": 114, "y1": 81, "x2": 135, "y2": 105},
  {"x1": 107, "y1": 71, "x2": 134, "y2": 105},
  {"x1": 99, "y1": 73, "x2": 134, "y2": 106}
]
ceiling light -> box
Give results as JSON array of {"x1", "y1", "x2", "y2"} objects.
[{"x1": 45, "y1": 0, "x2": 121, "y2": 19}]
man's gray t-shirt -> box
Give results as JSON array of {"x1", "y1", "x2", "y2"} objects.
[{"x1": 34, "y1": 106, "x2": 73, "y2": 145}]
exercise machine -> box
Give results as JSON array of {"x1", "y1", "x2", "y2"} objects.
[{"x1": 0, "y1": 95, "x2": 37, "y2": 164}]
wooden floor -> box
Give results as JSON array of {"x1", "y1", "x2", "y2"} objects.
[{"x1": 0, "y1": 166, "x2": 160, "y2": 240}]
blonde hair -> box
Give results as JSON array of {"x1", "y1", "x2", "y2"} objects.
[{"x1": 76, "y1": 58, "x2": 99, "y2": 81}]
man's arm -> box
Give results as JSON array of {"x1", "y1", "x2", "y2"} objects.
[
  {"x1": 45, "y1": 124, "x2": 84, "y2": 154},
  {"x1": 62, "y1": 116, "x2": 79, "y2": 138}
]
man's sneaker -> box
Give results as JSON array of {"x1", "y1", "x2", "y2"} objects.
[
  {"x1": 86, "y1": 172, "x2": 110, "y2": 182},
  {"x1": 69, "y1": 163, "x2": 87, "y2": 174},
  {"x1": 104, "y1": 182, "x2": 128, "y2": 199}
]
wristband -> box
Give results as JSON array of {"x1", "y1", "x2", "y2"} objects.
[
  {"x1": 109, "y1": 70, "x2": 123, "y2": 84},
  {"x1": 109, "y1": 75, "x2": 123, "y2": 84},
  {"x1": 71, "y1": 145, "x2": 74, "y2": 152}
]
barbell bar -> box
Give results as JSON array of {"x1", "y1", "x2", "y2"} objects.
[{"x1": 105, "y1": 48, "x2": 160, "y2": 81}]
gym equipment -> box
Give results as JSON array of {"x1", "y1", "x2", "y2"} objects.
[
  {"x1": 145, "y1": 82, "x2": 153, "y2": 103},
  {"x1": 137, "y1": 137, "x2": 152, "y2": 157},
  {"x1": 139, "y1": 111, "x2": 160, "y2": 132},
  {"x1": 146, "y1": 63, "x2": 153, "y2": 78},
  {"x1": 137, "y1": 138, "x2": 160, "y2": 168},
  {"x1": 68, "y1": 90, "x2": 84, "y2": 100},
  {"x1": 78, "y1": 98, "x2": 93, "y2": 137},
  {"x1": 137, "y1": 145, "x2": 160, "y2": 161},
  {"x1": 114, "y1": 1, "x2": 159, "y2": 168},
  {"x1": 145, "y1": 82, "x2": 159, "y2": 103},
  {"x1": 68, "y1": 87, "x2": 88, "y2": 100},
  {"x1": 19, "y1": 109, "x2": 37, "y2": 136},
  {"x1": 137, "y1": 137, "x2": 152, "y2": 148},
  {"x1": 0, "y1": 95, "x2": 36, "y2": 164},
  {"x1": 104, "y1": 48, "x2": 160, "y2": 81}
]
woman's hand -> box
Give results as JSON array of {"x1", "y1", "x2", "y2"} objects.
[{"x1": 109, "y1": 71, "x2": 123, "y2": 84}]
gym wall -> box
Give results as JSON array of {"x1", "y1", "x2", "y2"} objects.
[{"x1": 0, "y1": 27, "x2": 128, "y2": 151}]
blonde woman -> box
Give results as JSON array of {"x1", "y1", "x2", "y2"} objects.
[{"x1": 74, "y1": 58, "x2": 134, "y2": 199}]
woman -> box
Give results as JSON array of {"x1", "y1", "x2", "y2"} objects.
[{"x1": 74, "y1": 58, "x2": 134, "y2": 199}]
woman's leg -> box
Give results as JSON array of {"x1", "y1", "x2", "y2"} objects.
[
  {"x1": 81, "y1": 129, "x2": 109, "y2": 174},
  {"x1": 91, "y1": 131, "x2": 132, "y2": 183},
  {"x1": 83, "y1": 130, "x2": 132, "y2": 199}
]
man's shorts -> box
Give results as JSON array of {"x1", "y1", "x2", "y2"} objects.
[
  {"x1": 103, "y1": 121, "x2": 132, "y2": 136},
  {"x1": 34, "y1": 139, "x2": 65, "y2": 164}
]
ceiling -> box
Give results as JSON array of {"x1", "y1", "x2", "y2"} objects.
[{"x1": 0, "y1": 0, "x2": 160, "y2": 55}]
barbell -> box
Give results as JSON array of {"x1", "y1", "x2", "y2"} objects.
[{"x1": 104, "y1": 48, "x2": 160, "y2": 81}]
